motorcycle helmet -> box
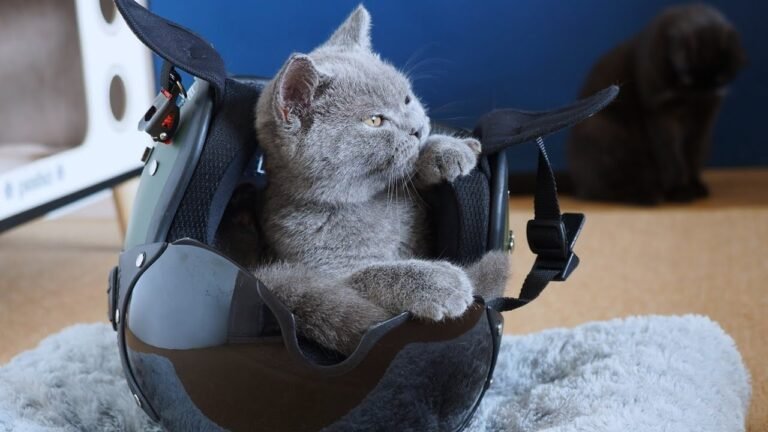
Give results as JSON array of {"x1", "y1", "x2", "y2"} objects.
[{"x1": 107, "y1": 1, "x2": 618, "y2": 430}]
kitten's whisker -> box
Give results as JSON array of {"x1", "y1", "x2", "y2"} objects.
[
  {"x1": 393, "y1": 176, "x2": 401, "y2": 238},
  {"x1": 405, "y1": 57, "x2": 453, "y2": 77},
  {"x1": 405, "y1": 173, "x2": 425, "y2": 209},
  {"x1": 401, "y1": 43, "x2": 439, "y2": 75},
  {"x1": 433, "y1": 115, "x2": 475, "y2": 123},
  {"x1": 407, "y1": 73, "x2": 438, "y2": 84},
  {"x1": 428, "y1": 100, "x2": 470, "y2": 115},
  {"x1": 398, "y1": 176, "x2": 411, "y2": 207},
  {"x1": 403, "y1": 180, "x2": 417, "y2": 209}
]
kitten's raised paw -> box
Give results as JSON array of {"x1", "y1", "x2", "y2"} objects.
[{"x1": 416, "y1": 135, "x2": 481, "y2": 185}]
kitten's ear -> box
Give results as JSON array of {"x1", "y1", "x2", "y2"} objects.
[
  {"x1": 274, "y1": 54, "x2": 321, "y2": 123},
  {"x1": 324, "y1": 5, "x2": 372, "y2": 50}
]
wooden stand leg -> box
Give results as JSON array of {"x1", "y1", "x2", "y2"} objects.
[{"x1": 111, "y1": 178, "x2": 139, "y2": 240}]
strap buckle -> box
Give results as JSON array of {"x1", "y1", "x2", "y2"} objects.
[
  {"x1": 107, "y1": 266, "x2": 119, "y2": 331},
  {"x1": 138, "y1": 64, "x2": 186, "y2": 144},
  {"x1": 527, "y1": 213, "x2": 584, "y2": 281}
]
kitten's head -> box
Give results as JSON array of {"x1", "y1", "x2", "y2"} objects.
[
  {"x1": 256, "y1": 5, "x2": 430, "y2": 203},
  {"x1": 657, "y1": 4, "x2": 746, "y2": 91}
]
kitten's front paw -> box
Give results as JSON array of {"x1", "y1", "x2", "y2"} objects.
[
  {"x1": 406, "y1": 262, "x2": 475, "y2": 321},
  {"x1": 348, "y1": 260, "x2": 475, "y2": 321},
  {"x1": 416, "y1": 135, "x2": 481, "y2": 185}
]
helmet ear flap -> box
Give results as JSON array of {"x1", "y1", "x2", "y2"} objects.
[
  {"x1": 114, "y1": 0, "x2": 227, "y2": 103},
  {"x1": 474, "y1": 86, "x2": 619, "y2": 155}
]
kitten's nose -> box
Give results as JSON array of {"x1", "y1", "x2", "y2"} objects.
[{"x1": 410, "y1": 127, "x2": 422, "y2": 139}]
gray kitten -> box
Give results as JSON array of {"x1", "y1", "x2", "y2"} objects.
[{"x1": 253, "y1": 5, "x2": 508, "y2": 354}]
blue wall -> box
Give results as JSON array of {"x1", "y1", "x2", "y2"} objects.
[{"x1": 150, "y1": 1, "x2": 768, "y2": 171}]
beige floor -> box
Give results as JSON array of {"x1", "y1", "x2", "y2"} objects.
[{"x1": 0, "y1": 169, "x2": 766, "y2": 431}]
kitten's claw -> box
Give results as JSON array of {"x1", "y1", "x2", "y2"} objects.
[{"x1": 416, "y1": 135, "x2": 481, "y2": 185}]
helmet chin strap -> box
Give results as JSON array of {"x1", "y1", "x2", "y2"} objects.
[
  {"x1": 487, "y1": 136, "x2": 585, "y2": 313},
  {"x1": 473, "y1": 86, "x2": 618, "y2": 312}
]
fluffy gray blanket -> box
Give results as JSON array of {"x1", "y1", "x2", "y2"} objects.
[{"x1": 0, "y1": 315, "x2": 750, "y2": 431}]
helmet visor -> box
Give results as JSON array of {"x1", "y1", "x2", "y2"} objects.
[{"x1": 119, "y1": 240, "x2": 502, "y2": 431}]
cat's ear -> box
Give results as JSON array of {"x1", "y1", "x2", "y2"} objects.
[
  {"x1": 666, "y1": 35, "x2": 692, "y2": 85},
  {"x1": 274, "y1": 54, "x2": 322, "y2": 123},
  {"x1": 324, "y1": 5, "x2": 372, "y2": 50},
  {"x1": 726, "y1": 30, "x2": 748, "y2": 72}
]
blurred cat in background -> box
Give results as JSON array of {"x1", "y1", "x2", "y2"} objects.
[{"x1": 568, "y1": 3, "x2": 746, "y2": 204}]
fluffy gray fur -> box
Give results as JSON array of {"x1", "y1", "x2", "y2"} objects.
[{"x1": 253, "y1": 5, "x2": 508, "y2": 354}]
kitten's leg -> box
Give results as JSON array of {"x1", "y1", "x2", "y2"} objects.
[
  {"x1": 347, "y1": 259, "x2": 475, "y2": 321},
  {"x1": 255, "y1": 263, "x2": 390, "y2": 355},
  {"x1": 465, "y1": 250, "x2": 510, "y2": 300},
  {"x1": 414, "y1": 134, "x2": 481, "y2": 187}
]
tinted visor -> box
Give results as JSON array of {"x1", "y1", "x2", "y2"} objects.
[{"x1": 117, "y1": 240, "x2": 503, "y2": 431}]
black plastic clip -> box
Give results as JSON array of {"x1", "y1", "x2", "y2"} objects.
[
  {"x1": 527, "y1": 212, "x2": 585, "y2": 281},
  {"x1": 138, "y1": 64, "x2": 185, "y2": 144},
  {"x1": 107, "y1": 266, "x2": 119, "y2": 331}
]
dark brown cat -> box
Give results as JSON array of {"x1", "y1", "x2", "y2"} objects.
[{"x1": 567, "y1": 4, "x2": 746, "y2": 204}]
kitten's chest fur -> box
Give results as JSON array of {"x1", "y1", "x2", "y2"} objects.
[{"x1": 263, "y1": 190, "x2": 428, "y2": 274}]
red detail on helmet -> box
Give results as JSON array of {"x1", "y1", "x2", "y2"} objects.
[{"x1": 161, "y1": 114, "x2": 175, "y2": 130}]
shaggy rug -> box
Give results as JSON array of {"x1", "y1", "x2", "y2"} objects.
[{"x1": 0, "y1": 315, "x2": 750, "y2": 431}]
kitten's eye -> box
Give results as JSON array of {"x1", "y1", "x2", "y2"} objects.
[
  {"x1": 363, "y1": 115, "x2": 384, "y2": 127},
  {"x1": 405, "y1": 95, "x2": 411, "y2": 105}
]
